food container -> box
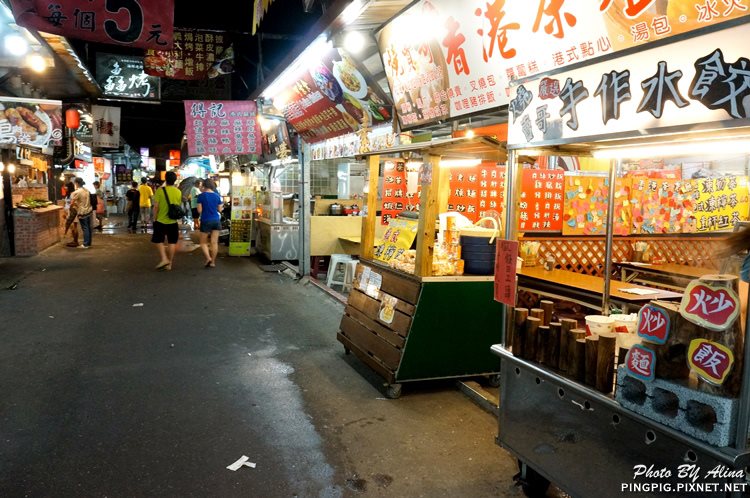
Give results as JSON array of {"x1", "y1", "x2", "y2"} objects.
[
  {"x1": 613, "y1": 313, "x2": 638, "y2": 334},
  {"x1": 585, "y1": 314, "x2": 615, "y2": 336}
]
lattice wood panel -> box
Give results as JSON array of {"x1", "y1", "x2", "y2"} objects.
[{"x1": 523, "y1": 237, "x2": 726, "y2": 277}]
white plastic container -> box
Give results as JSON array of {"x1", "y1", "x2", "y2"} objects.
[
  {"x1": 585, "y1": 315, "x2": 615, "y2": 336},
  {"x1": 613, "y1": 313, "x2": 638, "y2": 334}
]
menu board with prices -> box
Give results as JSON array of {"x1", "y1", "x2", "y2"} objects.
[
  {"x1": 145, "y1": 29, "x2": 233, "y2": 80},
  {"x1": 693, "y1": 176, "x2": 750, "y2": 233},
  {"x1": 114, "y1": 165, "x2": 132, "y2": 182},
  {"x1": 519, "y1": 169, "x2": 564, "y2": 232},
  {"x1": 184, "y1": 100, "x2": 261, "y2": 157},
  {"x1": 229, "y1": 186, "x2": 255, "y2": 256},
  {"x1": 381, "y1": 160, "x2": 407, "y2": 225},
  {"x1": 447, "y1": 163, "x2": 505, "y2": 223},
  {"x1": 95, "y1": 54, "x2": 160, "y2": 101}
]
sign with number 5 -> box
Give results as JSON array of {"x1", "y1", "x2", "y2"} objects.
[{"x1": 10, "y1": 0, "x2": 174, "y2": 50}]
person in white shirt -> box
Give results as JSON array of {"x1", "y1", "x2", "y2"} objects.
[{"x1": 16, "y1": 176, "x2": 28, "y2": 187}]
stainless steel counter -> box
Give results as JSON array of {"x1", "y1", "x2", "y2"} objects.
[{"x1": 256, "y1": 217, "x2": 300, "y2": 261}]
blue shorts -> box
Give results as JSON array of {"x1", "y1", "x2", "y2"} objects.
[{"x1": 200, "y1": 220, "x2": 221, "y2": 233}]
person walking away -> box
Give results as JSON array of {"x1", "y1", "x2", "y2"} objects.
[
  {"x1": 152, "y1": 171, "x2": 182, "y2": 270},
  {"x1": 138, "y1": 177, "x2": 154, "y2": 232},
  {"x1": 70, "y1": 177, "x2": 93, "y2": 248},
  {"x1": 93, "y1": 181, "x2": 106, "y2": 231},
  {"x1": 63, "y1": 181, "x2": 79, "y2": 247},
  {"x1": 125, "y1": 181, "x2": 140, "y2": 233},
  {"x1": 190, "y1": 180, "x2": 202, "y2": 230},
  {"x1": 197, "y1": 178, "x2": 223, "y2": 268}
]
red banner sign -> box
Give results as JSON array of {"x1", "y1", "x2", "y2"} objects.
[
  {"x1": 381, "y1": 160, "x2": 407, "y2": 225},
  {"x1": 688, "y1": 339, "x2": 734, "y2": 385},
  {"x1": 625, "y1": 345, "x2": 656, "y2": 382},
  {"x1": 10, "y1": 0, "x2": 174, "y2": 49},
  {"x1": 447, "y1": 163, "x2": 505, "y2": 223},
  {"x1": 680, "y1": 280, "x2": 740, "y2": 331},
  {"x1": 637, "y1": 304, "x2": 670, "y2": 345},
  {"x1": 145, "y1": 28, "x2": 232, "y2": 80},
  {"x1": 494, "y1": 240, "x2": 519, "y2": 306},
  {"x1": 519, "y1": 169, "x2": 565, "y2": 232},
  {"x1": 184, "y1": 100, "x2": 261, "y2": 157}
]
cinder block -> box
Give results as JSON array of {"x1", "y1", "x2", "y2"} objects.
[{"x1": 616, "y1": 366, "x2": 739, "y2": 447}]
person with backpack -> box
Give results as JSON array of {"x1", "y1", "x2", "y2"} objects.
[{"x1": 151, "y1": 171, "x2": 183, "y2": 270}]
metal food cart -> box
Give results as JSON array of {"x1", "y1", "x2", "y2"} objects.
[{"x1": 493, "y1": 22, "x2": 750, "y2": 497}]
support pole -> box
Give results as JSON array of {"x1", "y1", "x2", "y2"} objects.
[
  {"x1": 415, "y1": 154, "x2": 446, "y2": 277},
  {"x1": 360, "y1": 154, "x2": 380, "y2": 260},
  {"x1": 601, "y1": 159, "x2": 619, "y2": 315},
  {"x1": 299, "y1": 139, "x2": 311, "y2": 277}
]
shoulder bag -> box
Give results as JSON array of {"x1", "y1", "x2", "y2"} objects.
[{"x1": 163, "y1": 187, "x2": 185, "y2": 220}]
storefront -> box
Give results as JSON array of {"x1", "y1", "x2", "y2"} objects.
[{"x1": 494, "y1": 19, "x2": 750, "y2": 497}]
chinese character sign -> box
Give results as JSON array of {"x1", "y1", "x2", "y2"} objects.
[
  {"x1": 95, "y1": 54, "x2": 160, "y2": 100},
  {"x1": 625, "y1": 344, "x2": 656, "y2": 381},
  {"x1": 11, "y1": 0, "x2": 174, "y2": 49},
  {"x1": 272, "y1": 47, "x2": 392, "y2": 143},
  {"x1": 494, "y1": 240, "x2": 519, "y2": 306},
  {"x1": 688, "y1": 339, "x2": 734, "y2": 385},
  {"x1": 447, "y1": 164, "x2": 506, "y2": 222},
  {"x1": 374, "y1": 218, "x2": 419, "y2": 264},
  {"x1": 144, "y1": 28, "x2": 233, "y2": 80},
  {"x1": 693, "y1": 176, "x2": 750, "y2": 232},
  {"x1": 680, "y1": 280, "x2": 740, "y2": 331},
  {"x1": 0, "y1": 97, "x2": 62, "y2": 148},
  {"x1": 91, "y1": 105, "x2": 120, "y2": 148},
  {"x1": 508, "y1": 24, "x2": 750, "y2": 146},
  {"x1": 630, "y1": 177, "x2": 696, "y2": 234},
  {"x1": 637, "y1": 304, "x2": 670, "y2": 345},
  {"x1": 519, "y1": 169, "x2": 565, "y2": 232},
  {"x1": 562, "y1": 173, "x2": 631, "y2": 235},
  {"x1": 381, "y1": 161, "x2": 408, "y2": 225},
  {"x1": 183, "y1": 100, "x2": 262, "y2": 157}
]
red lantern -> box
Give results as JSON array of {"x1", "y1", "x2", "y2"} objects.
[{"x1": 65, "y1": 108, "x2": 80, "y2": 130}]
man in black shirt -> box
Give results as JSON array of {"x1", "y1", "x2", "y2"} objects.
[{"x1": 125, "y1": 181, "x2": 141, "y2": 233}]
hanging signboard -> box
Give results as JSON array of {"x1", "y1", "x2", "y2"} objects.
[
  {"x1": 96, "y1": 54, "x2": 160, "y2": 101},
  {"x1": 494, "y1": 240, "x2": 519, "y2": 306},
  {"x1": 161, "y1": 75, "x2": 231, "y2": 101},
  {"x1": 0, "y1": 97, "x2": 62, "y2": 148},
  {"x1": 519, "y1": 169, "x2": 564, "y2": 232},
  {"x1": 184, "y1": 100, "x2": 262, "y2": 157},
  {"x1": 377, "y1": 0, "x2": 749, "y2": 131},
  {"x1": 260, "y1": 119, "x2": 294, "y2": 163},
  {"x1": 272, "y1": 46, "x2": 392, "y2": 143},
  {"x1": 508, "y1": 23, "x2": 750, "y2": 146},
  {"x1": 145, "y1": 28, "x2": 233, "y2": 80},
  {"x1": 92, "y1": 105, "x2": 121, "y2": 149},
  {"x1": 309, "y1": 125, "x2": 398, "y2": 161},
  {"x1": 10, "y1": 0, "x2": 174, "y2": 49}
]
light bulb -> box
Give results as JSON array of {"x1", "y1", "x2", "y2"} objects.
[
  {"x1": 344, "y1": 31, "x2": 365, "y2": 53},
  {"x1": 4, "y1": 34, "x2": 28, "y2": 56},
  {"x1": 28, "y1": 54, "x2": 46, "y2": 73},
  {"x1": 7, "y1": 163, "x2": 16, "y2": 173}
]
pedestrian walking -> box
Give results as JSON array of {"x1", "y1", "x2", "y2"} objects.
[
  {"x1": 125, "y1": 181, "x2": 140, "y2": 233},
  {"x1": 63, "y1": 181, "x2": 79, "y2": 247},
  {"x1": 152, "y1": 171, "x2": 182, "y2": 270},
  {"x1": 93, "y1": 181, "x2": 106, "y2": 231},
  {"x1": 189, "y1": 179, "x2": 202, "y2": 230},
  {"x1": 138, "y1": 177, "x2": 154, "y2": 232},
  {"x1": 70, "y1": 178, "x2": 93, "y2": 248},
  {"x1": 197, "y1": 178, "x2": 223, "y2": 268}
]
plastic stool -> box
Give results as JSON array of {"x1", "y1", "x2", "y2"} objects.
[
  {"x1": 326, "y1": 254, "x2": 353, "y2": 290},
  {"x1": 342, "y1": 260, "x2": 359, "y2": 293}
]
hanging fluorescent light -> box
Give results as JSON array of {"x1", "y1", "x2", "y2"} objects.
[
  {"x1": 5, "y1": 34, "x2": 28, "y2": 56},
  {"x1": 592, "y1": 139, "x2": 750, "y2": 159},
  {"x1": 440, "y1": 158, "x2": 482, "y2": 168},
  {"x1": 344, "y1": 31, "x2": 365, "y2": 53}
]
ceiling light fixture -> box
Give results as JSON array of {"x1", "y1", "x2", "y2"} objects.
[
  {"x1": 344, "y1": 31, "x2": 365, "y2": 53},
  {"x1": 5, "y1": 34, "x2": 28, "y2": 56},
  {"x1": 440, "y1": 158, "x2": 482, "y2": 168},
  {"x1": 591, "y1": 139, "x2": 750, "y2": 159},
  {"x1": 28, "y1": 53, "x2": 46, "y2": 72}
]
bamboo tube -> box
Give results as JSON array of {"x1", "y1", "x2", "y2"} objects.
[
  {"x1": 530, "y1": 308, "x2": 544, "y2": 321},
  {"x1": 511, "y1": 308, "x2": 528, "y2": 355},
  {"x1": 596, "y1": 333, "x2": 617, "y2": 394},
  {"x1": 524, "y1": 317, "x2": 541, "y2": 361},
  {"x1": 549, "y1": 322, "x2": 561, "y2": 368},
  {"x1": 585, "y1": 336, "x2": 600, "y2": 387},
  {"x1": 572, "y1": 339, "x2": 586, "y2": 382},
  {"x1": 559, "y1": 318, "x2": 578, "y2": 371},
  {"x1": 537, "y1": 325, "x2": 550, "y2": 364},
  {"x1": 567, "y1": 328, "x2": 586, "y2": 375},
  {"x1": 540, "y1": 300, "x2": 554, "y2": 326}
]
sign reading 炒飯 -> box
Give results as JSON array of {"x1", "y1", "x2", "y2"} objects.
[
  {"x1": 637, "y1": 304, "x2": 670, "y2": 345},
  {"x1": 625, "y1": 344, "x2": 656, "y2": 382},
  {"x1": 96, "y1": 54, "x2": 160, "y2": 100},
  {"x1": 184, "y1": 100, "x2": 261, "y2": 157},
  {"x1": 680, "y1": 280, "x2": 740, "y2": 331},
  {"x1": 10, "y1": 0, "x2": 174, "y2": 49},
  {"x1": 508, "y1": 23, "x2": 750, "y2": 146},
  {"x1": 688, "y1": 339, "x2": 734, "y2": 385},
  {"x1": 378, "y1": 0, "x2": 748, "y2": 131}
]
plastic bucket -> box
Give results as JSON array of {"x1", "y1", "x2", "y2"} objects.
[
  {"x1": 613, "y1": 313, "x2": 638, "y2": 334},
  {"x1": 464, "y1": 259, "x2": 494, "y2": 275},
  {"x1": 585, "y1": 315, "x2": 615, "y2": 336}
]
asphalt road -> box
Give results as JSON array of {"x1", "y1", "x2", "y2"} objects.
[{"x1": 0, "y1": 226, "x2": 523, "y2": 497}]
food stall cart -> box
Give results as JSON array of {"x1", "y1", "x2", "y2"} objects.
[
  {"x1": 492, "y1": 21, "x2": 750, "y2": 497},
  {"x1": 336, "y1": 135, "x2": 505, "y2": 398}
]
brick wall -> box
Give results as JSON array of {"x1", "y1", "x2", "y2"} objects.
[
  {"x1": 13, "y1": 206, "x2": 64, "y2": 257},
  {"x1": 12, "y1": 186, "x2": 49, "y2": 203}
]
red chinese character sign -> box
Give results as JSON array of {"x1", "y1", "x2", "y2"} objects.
[
  {"x1": 637, "y1": 304, "x2": 670, "y2": 345},
  {"x1": 494, "y1": 240, "x2": 519, "y2": 306},
  {"x1": 519, "y1": 169, "x2": 565, "y2": 232},
  {"x1": 184, "y1": 101, "x2": 261, "y2": 158},
  {"x1": 381, "y1": 161, "x2": 407, "y2": 225},
  {"x1": 145, "y1": 29, "x2": 233, "y2": 80},
  {"x1": 625, "y1": 344, "x2": 656, "y2": 381},
  {"x1": 270, "y1": 47, "x2": 392, "y2": 143},
  {"x1": 680, "y1": 280, "x2": 740, "y2": 331},
  {"x1": 688, "y1": 339, "x2": 734, "y2": 385},
  {"x1": 447, "y1": 164, "x2": 506, "y2": 222},
  {"x1": 10, "y1": 0, "x2": 174, "y2": 49}
]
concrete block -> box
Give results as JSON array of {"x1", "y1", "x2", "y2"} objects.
[{"x1": 616, "y1": 366, "x2": 739, "y2": 447}]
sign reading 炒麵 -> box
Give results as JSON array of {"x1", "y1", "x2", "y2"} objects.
[
  {"x1": 96, "y1": 54, "x2": 160, "y2": 100},
  {"x1": 508, "y1": 23, "x2": 750, "y2": 146},
  {"x1": 10, "y1": 0, "x2": 174, "y2": 49},
  {"x1": 184, "y1": 100, "x2": 261, "y2": 157},
  {"x1": 377, "y1": 0, "x2": 748, "y2": 130}
]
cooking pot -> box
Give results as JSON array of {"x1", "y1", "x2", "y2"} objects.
[{"x1": 329, "y1": 202, "x2": 343, "y2": 216}]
